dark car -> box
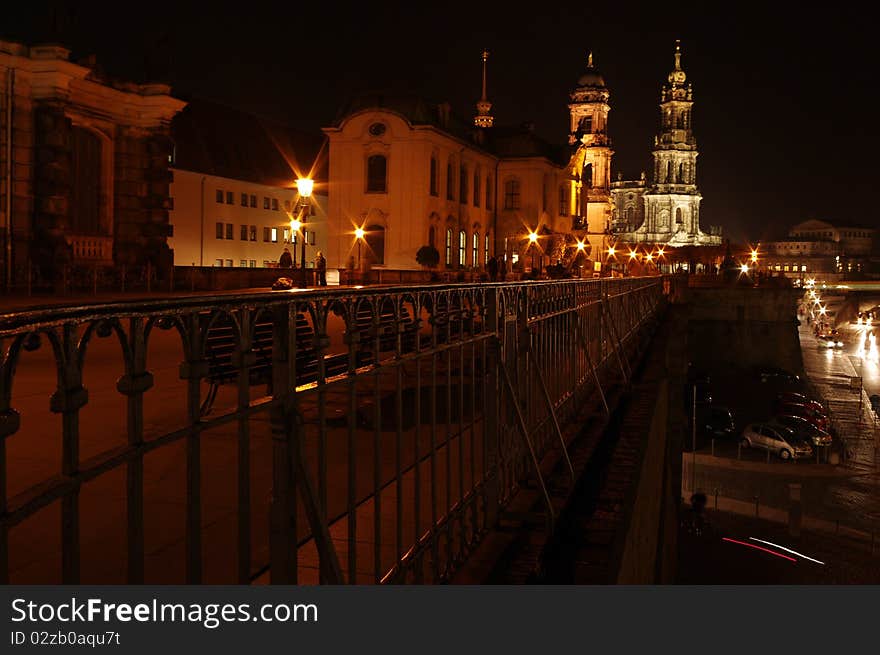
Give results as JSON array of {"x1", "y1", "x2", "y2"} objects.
[
  {"x1": 769, "y1": 414, "x2": 832, "y2": 447},
  {"x1": 775, "y1": 402, "x2": 830, "y2": 432},
  {"x1": 755, "y1": 366, "x2": 801, "y2": 385},
  {"x1": 696, "y1": 405, "x2": 735, "y2": 437},
  {"x1": 777, "y1": 391, "x2": 825, "y2": 415}
]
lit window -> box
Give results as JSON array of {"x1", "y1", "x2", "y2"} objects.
[
  {"x1": 473, "y1": 232, "x2": 479, "y2": 266},
  {"x1": 459, "y1": 230, "x2": 466, "y2": 266},
  {"x1": 485, "y1": 233, "x2": 490, "y2": 265},
  {"x1": 249, "y1": 225, "x2": 257, "y2": 241},
  {"x1": 283, "y1": 227, "x2": 290, "y2": 243},
  {"x1": 240, "y1": 260, "x2": 247, "y2": 268},
  {"x1": 446, "y1": 228, "x2": 452, "y2": 266},
  {"x1": 215, "y1": 259, "x2": 223, "y2": 267},
  {"x1": 801, "y1": 265, "x2": 807, "y2": 272},
  {"x1": 250, "y1": 260, "x2": 256, "y2": 268},
  {"x1": 226, "y1": 259, "x2": 233, "y2": 267},
  {"x1": 271, "y1": 228, "x2": 278, "y2": 243}
]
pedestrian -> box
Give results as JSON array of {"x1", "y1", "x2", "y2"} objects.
[
  {"x1": 279, "y1": 247, "x2": 293, "y2": 268},
  {"x1": 487, "y1": 255, "x2": 498, "y2": 282},
  {"x1": 315, "y1": 250, "x2": 327, "y2": 286}
]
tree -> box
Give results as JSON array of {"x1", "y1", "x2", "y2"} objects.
[{"x1": 416, "y1": 245, "x2": 440, "y2": 268}]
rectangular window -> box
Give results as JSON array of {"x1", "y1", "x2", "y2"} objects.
[
  {"x1": 240, "y1": 260, "x2": 247, "y2": 268},
  {"x1": 430, "y1": 158, "x2": 438, "y2": 196},
  {"x1": 226, "y1": 259, "x2": 233, "y2": 267},
  {"x1": 504, "y1": 180, "x2": 521, "y2": 210},
  {"x1": 272, "y1": 198, "x2": 279, "y2": 211},
  {"x1": 486, "y1": 177, "x2": 492, "y2": 210},
  {"x1": 250, "y1": 194, "x2": 257, "y2": 207},
  {"x1": 215, "y1": 259, "x2": 223, "y2": 267},
  {"x1": 215, "y1": 222, "x2": 224, "y2": 239},
  {"x1": 474, "y1": 173, "x2": 480, "y2": 207},
  {"x1": 216, "y1": 190, "x2": 223, "y2": 203},
  {"x1": 226, "y1": 191, "x2": 234, "y2": 204},
  {"x1": 447, "y1": 163, "x2": 455, "y2": 200},
  {"x1": 284, "y1": 200, "x2": 291, "y2": 212},
  {"x1": 250, "y1": 260, "x2": 256, "y2": 268},
  {"x1": 271, "y1": 227, "x2": 278, "y2": 243},
  {"x1": 240, "y1": 225, "x2": 248, "y2": 240},
  {"x1": 283, "y1": 227, "x2": 290, "y2": 243},
  {"x1": 264, "y1": 197, "x2": 270, "y2": 209},
  {"x1": 249, "y1": 225, "x2": 257, "y2": 241},
  {"x1": 460, "y1": 167, "x2": 468, "y2": 205},
  {"x1": 263, "y1": 227, "x2": 270, "y2": 242},
  {"x1": 367, "y1": 155, "x2": 387, "y2": 193},
  {"x1": 559, "y1": 186, "x2": 568, "y2": 216},
  {"x1": 241, "y1": 193, "x2": 248, "y2": 207},
  {"x1": 225, "y1": 223, "x2": 233, "y2": 240},
  {"x1": 263, "y1": 260, "x2": 271, "y2": 267}
]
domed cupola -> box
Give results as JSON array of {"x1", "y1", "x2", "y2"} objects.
[{"x1": 662, "y1": 40, "x2": 692, "y2": 102}]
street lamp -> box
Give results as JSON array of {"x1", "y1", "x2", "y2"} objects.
[
  {"x1": 528, "y1": 231, "x2": 539, "y2": 275},
  {"x1": 289, "y1": 216, "x2": 302, "y2": 269},
  {"x1": 354, "y1": 227, "x2": 365, "y2": 271},
  {"x1": 292, "y1": 177, "x2": 313, "y2": 287}
]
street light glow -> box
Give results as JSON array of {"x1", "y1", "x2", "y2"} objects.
[
  {"x1": 629, "y1": 250, "x2": 638, "y2": 259},
  {"x1": 528, "y1": 231, "x2": 538, "y2": 244},
  {"x1": 355, "y1": 227, "x2": 365, "y2": 240},
  {"x1": 576, "y1": 240, "x2": 586, "y2": 252},
  {"x1": 607, "y1": 246, "x2": 615, "y2": 256},
  {"x1": 296, "y1": 177, "x2": 314, "y2": 198},
  {"x1": 750, "y1": 249, "x2": 759, "y2": 262},
  {"x1": 645, "y1": 253, "x2": 654, "y2": 262},
  {"x1": 740, "y1": 264, "x2": 749, "y2": 274},
  {"x1": 290, "y1": 217, "x2": 302, "y2": 231}
]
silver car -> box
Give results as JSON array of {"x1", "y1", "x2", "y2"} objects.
[{"x1": 741, "y1": 422, "x2": 814, "y2": 460}]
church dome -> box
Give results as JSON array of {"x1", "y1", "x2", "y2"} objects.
[{"x1": 576, "y1": 53, "x2": 606, "y2": 89}]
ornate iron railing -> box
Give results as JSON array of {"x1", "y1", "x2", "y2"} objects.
[{"x1": 0, "y1": 277, "x2": 664, "y2": 584}]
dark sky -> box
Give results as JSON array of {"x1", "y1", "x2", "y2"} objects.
[{"x1": 5, "y1": 1, "x2": 877, "y2": 242}]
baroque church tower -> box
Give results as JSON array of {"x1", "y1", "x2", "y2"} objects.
[
  {"x1": 611, "y1": 41, "x2": 721, "y2": 246},
  {"x1": 566, "y1": 53, "x2": 613, "y2": 257}
]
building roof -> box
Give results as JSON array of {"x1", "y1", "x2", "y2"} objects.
[
  {"x1": 330, "y1": 91, "x2": 568, "y2": 166},
  {"x1": 171, "y1": 98, "x2": 328, "y2": 188}
]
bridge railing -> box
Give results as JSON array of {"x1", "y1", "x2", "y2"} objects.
[{"x1": 0, "y1": 277, "x2": 665, "y2": 584}]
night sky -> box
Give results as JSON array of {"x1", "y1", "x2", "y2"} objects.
[{"x1": 5, "y1": 2, "x2": 876, "y2": 243}]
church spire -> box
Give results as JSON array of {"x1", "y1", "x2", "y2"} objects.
[
  {"x1": 474, "y1": 48, "x2": 494, "y2": 128},
  {"x1": 673, "y1": 39, "x2": 681, "y2": 71},
  {"x1": 588, "y1": 51, "x2": 593, "y2": 68}
]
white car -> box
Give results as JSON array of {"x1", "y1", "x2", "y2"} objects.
[{"x1": 740, "y1": 423, "x2": 813, "y2": 460}]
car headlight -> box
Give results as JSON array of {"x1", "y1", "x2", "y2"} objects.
[{"x1": 836, "y1": 341, "x2": 843, "y2": 347}]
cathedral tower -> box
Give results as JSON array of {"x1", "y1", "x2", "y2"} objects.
[
  {"x1": 474, "y1": 49, "x2": 494, "y2": 128},
  {"x1": 566, "y1": 52, "x2": 613, "y2": 251},
  {"x1": 642, "y1": 40, "x2": 714, "y2": 244}
]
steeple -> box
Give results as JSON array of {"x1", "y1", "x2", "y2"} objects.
[{"x1": 474, "y1": 48, "x2": 494, "y2": 128}]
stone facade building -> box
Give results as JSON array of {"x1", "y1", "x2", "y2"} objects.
[
  {"x1": 0, "y1": 40, "x2": 184, "y2": 291},
  {"x1": 610, "y1": 41, "x2": 722, "y2": 247},
  {"x1": 763, "y1": 218, "x2": 877, "y2": 278}
]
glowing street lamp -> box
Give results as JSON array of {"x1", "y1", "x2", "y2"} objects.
[
  {"x1": 354, "y1": 227, "x2": 366, "y2": 270},
  {"x1": 293, "y1": 177, "x2": 314, "y2": 287},
  {"x1": 527, "y1": 231, "x2": 539, "y2": 273},
  {"x1": 750, "y1": 249, "x2": 759, "y2": 264},
  {"x1": 740, "y1": 264, "x2": 750, "y2": 274}
]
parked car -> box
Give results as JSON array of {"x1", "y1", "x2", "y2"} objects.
[
  {"x1": 740, "y1": 423, "x2": 813, "y2": 460},
  {"x1": 775, "y1": 402, "x2": 830, "y2": 432},
  {"x1": 695, "y1": 405, "x2": 735, "y2": 438},
  {"x1": 769, "y1": 414, "x2": 832, "y2": 447},
  {"x1": 777, "y1": 391, "x2": 825, "y2": 415},
  {"x1": 754, "y1": 366, "x2": 801, "y2": 385}
]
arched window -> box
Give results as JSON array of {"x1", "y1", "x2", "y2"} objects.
[
  {"x1": 677, "y1": 163, "x2": 684, "y2": 183},
  {"x1": 503, "y1": 179, "x2": 521, "y2": 210},
  {"x1": 428, "y1": 225, "x2": 436, "y2": 248},
  {"x1": 460, "y1": 164, "x2": 468, "y2": 204},
  {"x1": 625, "y1": 207, "x2": 634, "y2": 223},
  {"x1": 675, "y1": 207, "x2": 683, "y2": 224},
  {"x1": 583, "y1": 163, "x2": 593, "y2": 189},
  {"x1": 430, "y1": 157, "x2": 438, "y2": 196},
  {"x1": 486, "y1": 176, "x2": 493, "y2": 209},
  {"x1": 365, "y1": 224, "x2": 385, "y2": 265},
  {"x1": 473, "y1": 170, "x2": 481, "y2": 207},
  {"x1": 447, "y1": 161, "x2": 455, "y2": 200},
  {"x1": 366, "y1": 155, "x2": 387, "y2": 193},
  {"x1": 71, "y1": 127, "x2": 103, "y2": 234},
  {"x1": 473, "y1": 231, "x2": 479, "y2": 266},
  {"x1": 459, "y1": 230, "x2": 467, "y2": 266},
  {"x1": 484, "y1": 233, "x2": 490, "y2": 265},
  {"x1": 666, "y1": 161, "x2": 673, "y2": 183},
  {"x1": 445, "y1": 227, "x2": 453, "y2": 266}
]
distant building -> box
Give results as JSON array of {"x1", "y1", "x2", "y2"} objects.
[
  {"x1": 763, "y1": 218, "x2": 877, "y2": 278},
  {"x1": 0, "y1": 40, "x2": 184, "y2": 290},
  {"x1": 168, "y1": 100, "x2": 328, "y2": 270},
  {"x1": 610, "y1": 41, "x2": 722, "y2": 247},
  {"x1": 323, "y1": 50, "x2": 572, "y2": 273}
]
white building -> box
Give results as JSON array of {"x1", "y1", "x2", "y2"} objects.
[{"x1": 168, "y1": 100, "x2": 328, "y2": 270}]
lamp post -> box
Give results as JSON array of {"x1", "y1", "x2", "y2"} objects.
[
  {"x1": 606, "y1": 245, "x2": 615, "y2": 277},
  {"x1": 293, "y1": 177, "x2": 313, "y2": 287},
  {"x1": 528, "y1": 231, "x2": 539, "y2": 276},
  {"x1": 289, "y1": 217, "x2": 301, "y2": 269},
  {"x1": 355, "y1": 227, "x2": 365, "y2": 271}
]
